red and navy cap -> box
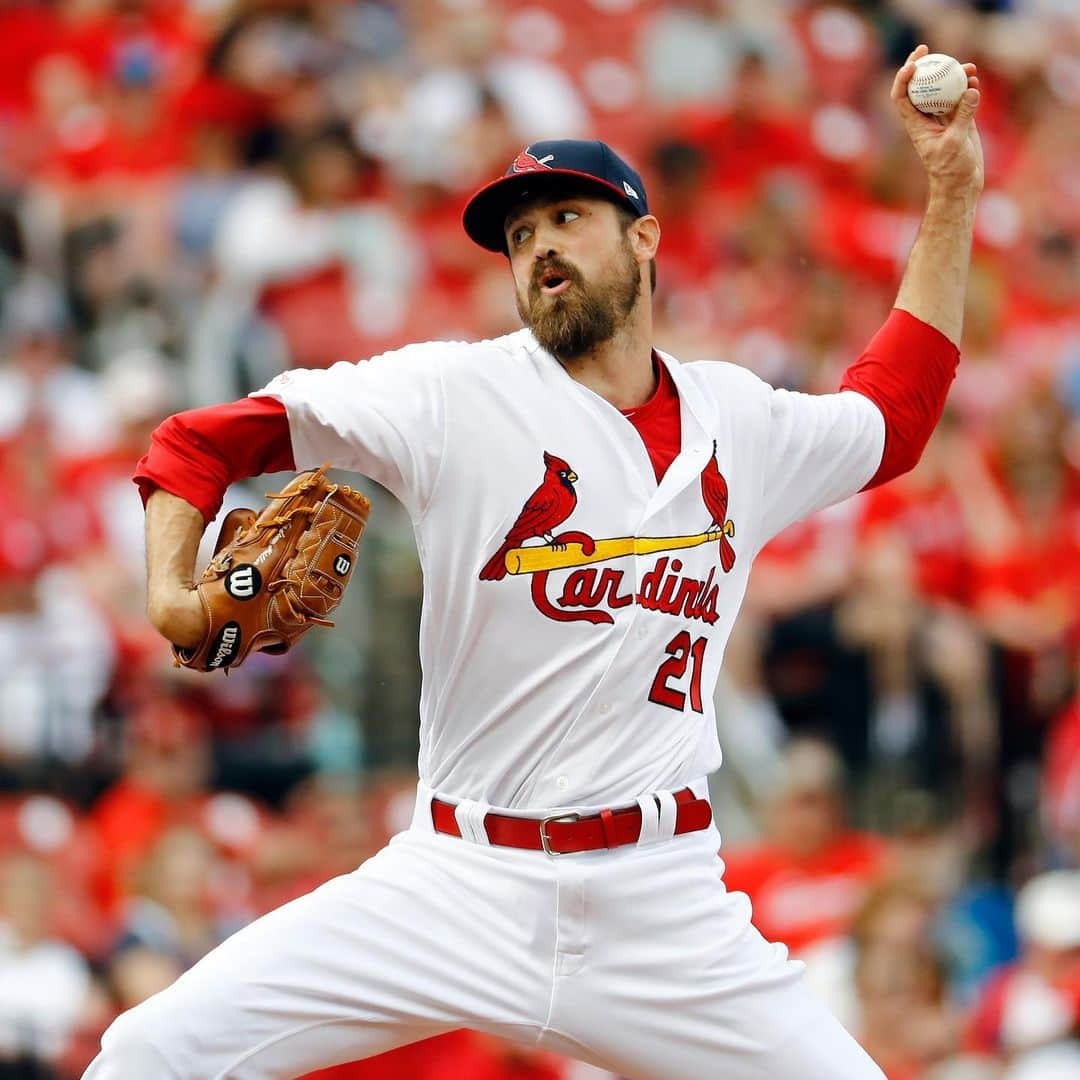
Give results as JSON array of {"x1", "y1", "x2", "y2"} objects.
[{"x1": 462, "y1": 139, "x2": 649, "y2": 254}]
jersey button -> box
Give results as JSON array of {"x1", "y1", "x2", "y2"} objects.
[
  {"x1": 556, "y1": 775, "x2": 569, "y2": 791},
  {"x1": 598, "y1": 703, "x2": 611, "y2": 715}
]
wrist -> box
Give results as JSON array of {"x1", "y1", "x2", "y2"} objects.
[
  {"x1": 147, "y1": 585, "x2": 205, "y2": 647},
  {"x1": 148, "y1": 581, "x2": 192, "y2": 617},
  {"x1": 926, "y1": 183, "x2": 980, "y2": 212}
]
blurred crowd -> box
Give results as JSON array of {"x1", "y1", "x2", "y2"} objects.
[{"x1": 0, "y1": 0, "x2": 1076, "y2": 1077}]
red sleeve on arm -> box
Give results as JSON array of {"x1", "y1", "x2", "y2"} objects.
[
  {"x1": 133, "y1": 396, "x2": 295, "y2": 525},
  {"x1": 840, "y1": 308, "x2": 959, "y2": 490}
]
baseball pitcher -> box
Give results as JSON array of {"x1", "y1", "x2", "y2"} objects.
[{"x1": 85, "y1": 47, "x2": 983, "y2": 1080}]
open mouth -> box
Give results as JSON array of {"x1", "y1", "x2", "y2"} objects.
[{"x1": 538, "y1": 269, "x2": 572, "y2": 296}]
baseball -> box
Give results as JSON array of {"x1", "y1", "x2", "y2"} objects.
[{"x1": 907, "y1": 53, "x2": 968, "y2": 115}]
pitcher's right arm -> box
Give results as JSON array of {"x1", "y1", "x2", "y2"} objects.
[
  {"x1": 137, "y1": 395, "x2": 296, "y2": 648},
  {"x1": 135, "y1": 342, "x2": 447, "y2": 649},
  {"x1": 144, "y1": 489, "x2": 210, "y2": 648}
]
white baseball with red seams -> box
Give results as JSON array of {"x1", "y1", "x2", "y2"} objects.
[{"x1": 907, "y1": 53, "x2": 968, "y2": 115}]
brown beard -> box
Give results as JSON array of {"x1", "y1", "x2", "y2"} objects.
[{"x1": 517, "y1": 237, "x2": 641, "y2": 360}]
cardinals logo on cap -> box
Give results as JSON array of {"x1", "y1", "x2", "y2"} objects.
[{"x1": 511, "y1": 149, "x2": 555, "y2": 174}]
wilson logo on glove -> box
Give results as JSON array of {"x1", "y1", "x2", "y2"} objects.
[
  {"x1": 172, "y1": 466, "x2": 371, "y2": 673},
  {"x1": 225, "y1": 564, "x2": 261, "y2": 599},
  {"x1": 209, "y1": 622, "x2": 242, "y2": 669}
]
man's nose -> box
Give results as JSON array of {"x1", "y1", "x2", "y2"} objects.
[{"x1": 532, "y1": 226, "x2": 560, "y2": 259}]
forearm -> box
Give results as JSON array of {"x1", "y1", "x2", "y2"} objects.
[
  {"x1": 135, "y1": 397, "x2": 293, "y2": 647},
  {"x1": 894, "y1": 188, "x2": 978, "y2": 348},
  {"x1": 144, "y1": 489, "x2": 207, "y2": 645},
  {"x1": 145, "y1": 488, "x2": 203, "y2": 593}
]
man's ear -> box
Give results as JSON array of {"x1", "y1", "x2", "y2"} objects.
[{"x1": 630, "y1": 214, "x2": 660, "y2": 262}]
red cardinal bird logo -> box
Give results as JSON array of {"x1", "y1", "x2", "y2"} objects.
[
  {"x1": 700, "y1": 441, "x2": 736, "y2": 573},
  {"x1": 511, "y1": 148, "x2": 555, "y2": 173},
  {"x1": 479, "y1": 451, "x2": 578, "y2": 581}
]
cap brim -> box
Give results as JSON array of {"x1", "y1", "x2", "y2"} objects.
[{"x1": 462, "y1": 170, "x2": 639, "y2": 253}]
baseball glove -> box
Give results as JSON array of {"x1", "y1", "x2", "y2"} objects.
[{"x1": 173, "y1": 466, "x2": 371, "y2": 672}]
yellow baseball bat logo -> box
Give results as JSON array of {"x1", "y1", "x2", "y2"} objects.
[{"x1": 504, "y1": 521, "x2": 734, "y2": 576}]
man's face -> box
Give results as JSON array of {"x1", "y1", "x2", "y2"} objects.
[
  {"x1": 505, "y1": 194, "x2": 642, "y2": 360},
  {"x1": 770, "y1": 786, "x2": 842, "y2": 857}
]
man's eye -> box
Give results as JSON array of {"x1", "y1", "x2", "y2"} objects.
[
  {"x1": 511, "y1": 226, "x2": 531, "y2": 247},
  {"x1": 558, "y1": 210, "x2": 580, "y2": 224}
]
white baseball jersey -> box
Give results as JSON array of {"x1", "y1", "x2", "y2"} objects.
[
  {"x1": 86, "y1": 326, "x2": 893, "y2": 1080},
  {"x1": 254, "y1": 328, "x2": 884, "y2": 811}
]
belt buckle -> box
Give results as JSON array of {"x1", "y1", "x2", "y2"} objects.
[{"x1": 539, "y1": 812, "x2": 581, "y2": 856}]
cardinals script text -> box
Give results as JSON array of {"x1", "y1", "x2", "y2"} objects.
[{"x1": 529, "y1": 555, "x2": 721, "y2": 626}]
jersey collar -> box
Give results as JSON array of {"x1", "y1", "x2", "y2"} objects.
[{"x1": 520, "y1": 330, "x2": 717, "y2": 518}]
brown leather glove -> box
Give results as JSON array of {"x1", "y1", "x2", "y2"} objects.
[{"x1": 173, "y1": 466, "x2": 370, "y2": 672}]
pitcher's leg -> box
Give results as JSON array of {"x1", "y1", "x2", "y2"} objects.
[
  {"x1": 85, "y1": 831, "x2": 556, "y2": 1080},
  {"x1": 545, "y1": 833, "x2": 885, "y2": 1080}
]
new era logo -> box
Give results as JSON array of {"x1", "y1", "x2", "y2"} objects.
[{"x1": 623, "y1": 180, "x2": 640, "y2": 200}]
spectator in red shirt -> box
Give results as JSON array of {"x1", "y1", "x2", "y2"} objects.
[
  {"x1": 721, "y1": 737, "x2": 891, "y2": 956},
  {"x1": 90, "y1": 698, "x2": 213, "y2": 915},
  {"x1": 672, "y1": 50, "x2": 811, "y2": 205},
  {"x1": 973, "y1": 387, "x2": 1079, "y2": 669}
]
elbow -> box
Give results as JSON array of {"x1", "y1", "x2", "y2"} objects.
[
  {"x1": 889, "y1": 444, "x2": 926, "y2": 484},
  {"x1": 865, "y1": 430, "x2": 930, "y2": 489}
]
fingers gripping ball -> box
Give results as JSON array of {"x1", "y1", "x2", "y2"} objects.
[
  {"x1": 906, "y1": 53, "x2": 968, "y2": 115},
  {"x1": 174, "y1": 466, "x2": 371, "y2": 672}
]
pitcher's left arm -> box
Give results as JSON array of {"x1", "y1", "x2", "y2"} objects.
[
  {"x1": 839, "y1": 44, "x2": 983, "y2": 488},
  {"x1": 757, "y1": 46, "x2": 983, "y2": 543},
  {"x1": 892, "y1": 44, "x2": 984, "y2": 346}
]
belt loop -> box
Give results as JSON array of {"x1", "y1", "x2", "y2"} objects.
[
  {"x1": 635, "y1": 794, "x2": 660, "y2": 845},
  {"x1": 415, "y1": 781, "x2": 437, "y2": 833},
  {"x1": 599, "y1": 808, "x2": 618, "y2": 849},
  {"x1": 454, "y1": 799, "x2": 491, "y2": 845},
  {"x1": 656, "y1": 790, "x2": 678, "y2": 841}
]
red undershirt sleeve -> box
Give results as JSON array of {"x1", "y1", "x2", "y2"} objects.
[
  {"x1": 840, "y1": 307, "x2": 959, "y2": 490},
  {"x1": 133, "y1": 396, "x2": 295, "y2": 525}
]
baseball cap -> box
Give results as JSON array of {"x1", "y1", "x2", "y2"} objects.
[{"x1": 462, "y1": 139, "x2": 649, "y2": 253}]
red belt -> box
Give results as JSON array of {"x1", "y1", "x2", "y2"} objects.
[{"x1": 431, "y1": 788, "x2": 712, "y2": 855}]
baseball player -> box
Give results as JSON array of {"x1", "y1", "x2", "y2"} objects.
[{"x1": 86, "y1": 47, "x2": 982, "y2": 1080}]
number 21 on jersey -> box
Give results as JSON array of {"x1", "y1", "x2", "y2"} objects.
[{"x1": 648, "y1": 631, "x2": 707, "y2": 713}]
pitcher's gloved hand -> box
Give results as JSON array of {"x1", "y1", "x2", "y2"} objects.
[{"x1": 173, "y1": 466, "x2": 370, "y2": 672}]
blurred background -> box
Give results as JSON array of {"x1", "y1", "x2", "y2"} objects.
[{"x1": 0, "y1": 0, "x2": 1076, "y2": 1077}]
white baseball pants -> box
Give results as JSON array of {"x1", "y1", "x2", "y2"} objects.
[{"x1": 84, "y1": 783, "x2": 885, "y2": 1080}]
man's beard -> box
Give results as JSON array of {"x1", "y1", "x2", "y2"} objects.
[{"x1": 517, "y1": 240, "x2": 641, "y2": 360}]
